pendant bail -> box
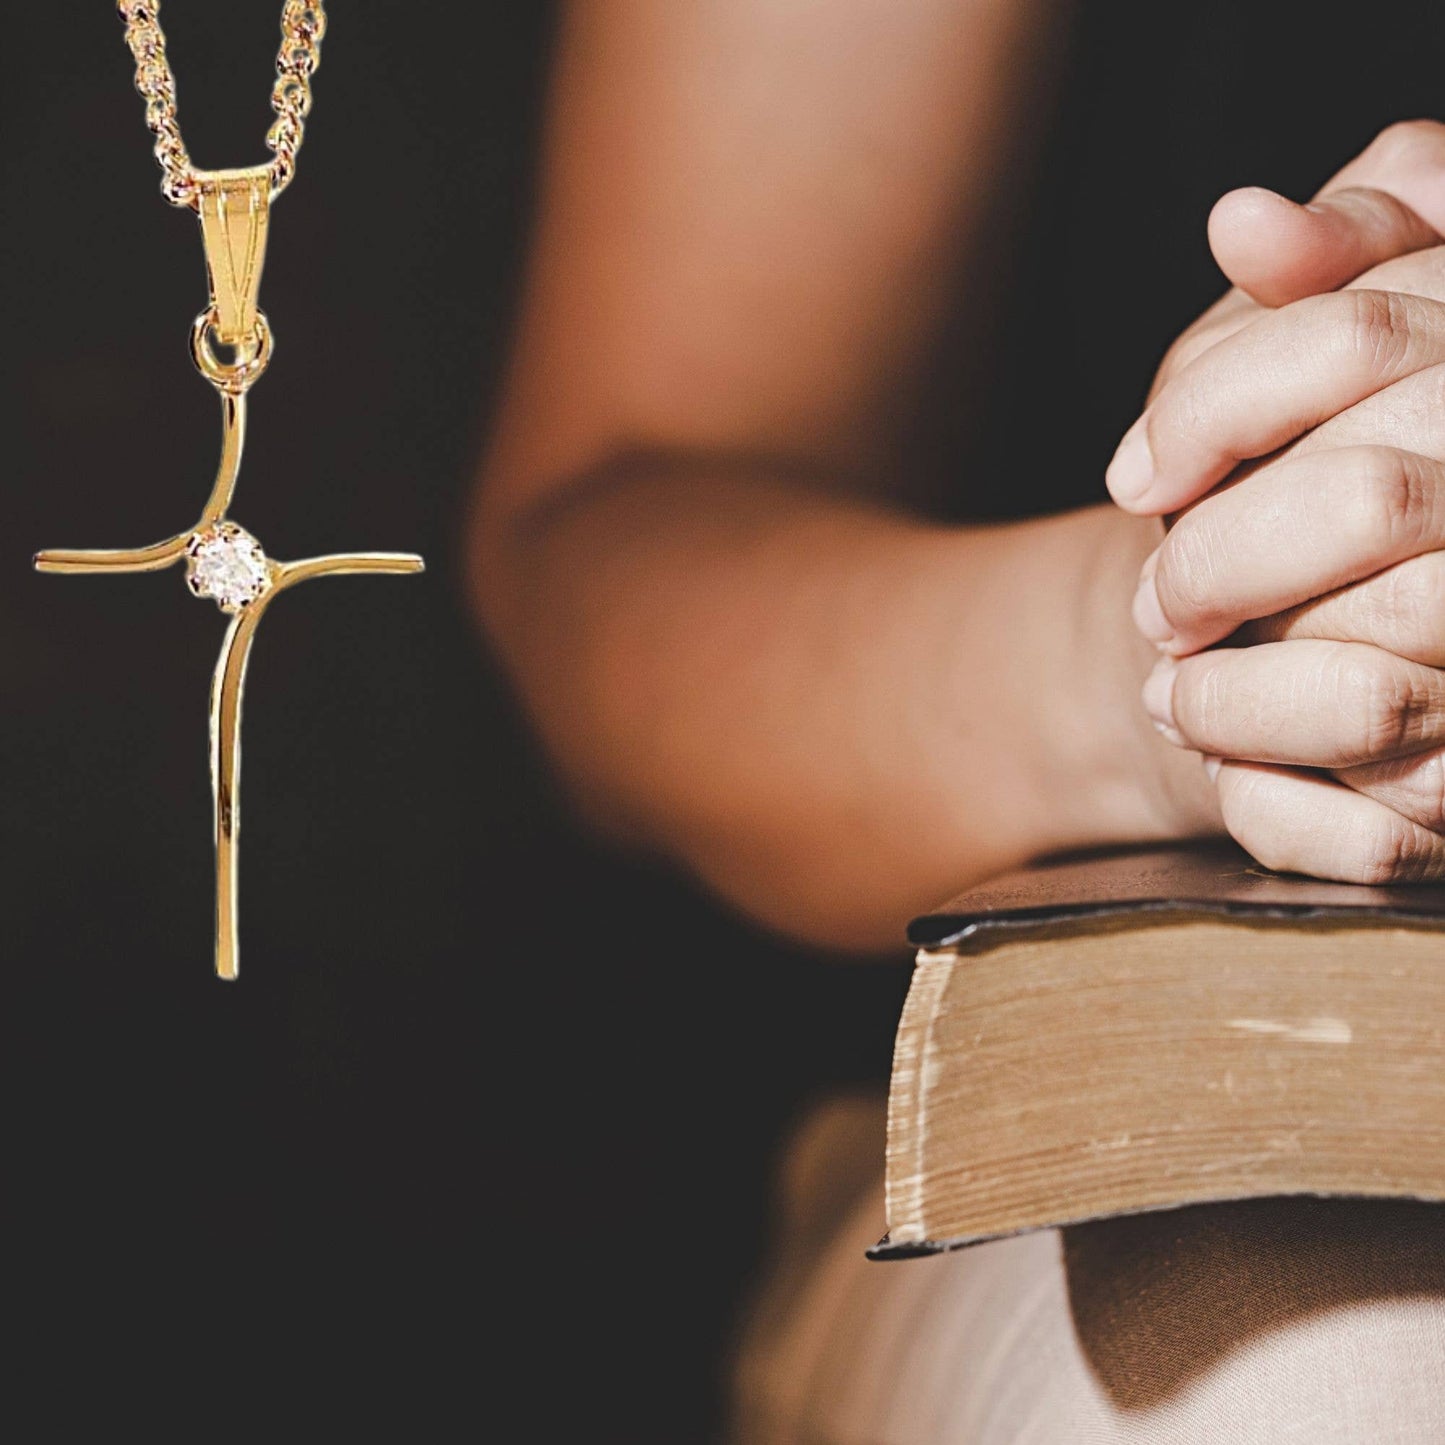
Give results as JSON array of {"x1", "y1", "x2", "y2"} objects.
[{"x1": 194, "y1": 167, "x2": 272, "y2": 348}]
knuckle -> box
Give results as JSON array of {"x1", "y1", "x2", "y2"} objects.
[
  {"x1": 1342, "y1": 651, "x2": 1429, "y2": 756},
  {"x1": 1348, "y1": 751, "x2": 1445, "y2": 833},
  {"x1": 1405, "y1": 752, "x2": 1445, "y2": 832},
  {"x1": 1356, "y1": 447, "x2": 1434, "y2": 552},
  {"x1": 1339, "y1": 289, "x2": 1419, "y2": 378},
  {"x1": 1356, "y1": 817, "x2": 1422, "y2": 885}
]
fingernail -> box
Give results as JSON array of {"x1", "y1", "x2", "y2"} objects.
[
  {"x1": 1107, "y1": 419, "x2": 1155, "y2": 507},
  {"x1": 1202, "y1": 754, "x2": 1222, "y2": 782},
  {"x1": 1132, "y1": 561, "x2": 1174, "y2": 649},
  {"x1": 1143, "y1": 656, "x2": 1183, "y2": 745}
]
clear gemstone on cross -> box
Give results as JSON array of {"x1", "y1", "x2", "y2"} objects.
[{"x1": 185, "y1": 522, "x2": 271, "y2": 611}]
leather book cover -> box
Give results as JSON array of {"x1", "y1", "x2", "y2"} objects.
[{"x1": 908, "y1": 841, "x2": 1445, "y2": 949}]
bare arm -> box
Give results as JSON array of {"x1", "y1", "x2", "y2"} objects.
[{"x1": 470, "y1": 0, "x2": 1213, "y2": 950}]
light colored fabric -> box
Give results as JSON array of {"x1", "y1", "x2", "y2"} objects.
[{"x1": 732, "y1": 1099, "x2": 1445, "y2": 1444}]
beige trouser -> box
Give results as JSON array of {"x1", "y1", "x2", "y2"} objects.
[{"x1": 732, "y1": 1098, "x2": 1445, "y2": 1444}]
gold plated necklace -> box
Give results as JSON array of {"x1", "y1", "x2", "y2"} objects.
[{"x1": 36, "y1": 2, "x2": 423, "y2": 980}]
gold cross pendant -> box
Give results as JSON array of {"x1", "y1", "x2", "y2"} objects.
[{"x1": 35, "y1": 168, "x2": 423, "y2": 980}]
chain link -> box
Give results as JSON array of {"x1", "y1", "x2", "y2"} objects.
[{"x1": 117, "y1": 1, "x2": 327, "y2": 208}]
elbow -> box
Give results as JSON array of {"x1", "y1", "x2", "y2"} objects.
[{"x1": 464, "y1": 456, "x2": 921, "y2": 956}]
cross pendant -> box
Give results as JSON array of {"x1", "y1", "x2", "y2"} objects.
[{"x1": 35, "y1": 168, "x2": 422, "y2": 980}]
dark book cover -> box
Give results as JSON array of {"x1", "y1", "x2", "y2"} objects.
[{"x1": 909, "y1": 842, "x2": 1445, "y2": 950}]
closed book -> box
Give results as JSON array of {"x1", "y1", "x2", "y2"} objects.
[{"x1": 872, "y1": 841, "x2": 1445, "y2": 1258}]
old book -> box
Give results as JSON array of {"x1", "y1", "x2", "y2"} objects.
[{"x1": 871, "y1": 841, "x2": 1445, "y2": 1258}]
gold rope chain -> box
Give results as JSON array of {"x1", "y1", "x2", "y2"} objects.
[{"x1": 117, "y1": 0, "x2": 327, "y2": 207}]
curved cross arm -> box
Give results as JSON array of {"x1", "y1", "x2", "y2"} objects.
[
  {"x1": 209, "y1": 547, "x2": 424, "y2": 980},
  {"x1": 33, "y1": 392, "x2": 248, "y2": 576},
  {"x1": 33, "y1": 534, "x2": 193, "y2": 574},
  {"x1": 274, "y1": 552, "x2": 426, "y2": 587}
]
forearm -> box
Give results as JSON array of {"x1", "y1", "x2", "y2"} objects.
[{"x1": 472, "y1": 462, "x2": 1219, "y2": 950}]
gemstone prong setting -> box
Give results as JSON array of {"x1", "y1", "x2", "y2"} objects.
[{"x1": 185, "y1": 521, "x2": 271, "y2": 612}]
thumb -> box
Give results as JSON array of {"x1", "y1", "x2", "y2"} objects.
[
  {"x1": 1208, "y1": 119, "x2": 1445, "y2": 307},
  {"x1": 1209, "y1": 184, "x2": 1438, "y2": 307}
]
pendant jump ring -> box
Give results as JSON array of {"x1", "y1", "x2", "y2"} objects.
[{"x1": 190, "y1": 307, "x2": 273, "y2": 394}]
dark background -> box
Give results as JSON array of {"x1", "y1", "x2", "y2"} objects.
[{"x1": 5, "y1": 2, "x2": 1445, "y2": 1436}]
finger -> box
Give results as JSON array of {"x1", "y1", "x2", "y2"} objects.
[
  {"x1": 1237, "y1": 550, "x2": 1445, "y2": 668},
  {"x1": 1286, "y1": 357, "x2": 1445, "y2": 463},
  {"x1": 1142, "y1": 123, "x2": 1445, "y2": 456},
  {"x1": 1334, "y1": 746, "x2": 1445, "y2": 834},
  {"x1": 1150, "y1": 205, "x2": 1445, "y2": 426},
  {"x1": 1166, "y1": 220, "x2": 1445, "y2": 394},
  {"x1": 1209, "y1": 121, "x2": 1445, "y2": 308},
  {"x1": 1347, "y1": 240, "x2": 1445, "y2": 302},
  {"x1": 1143, "y1": 640, "x2": 1445, "y2": 767},
  {"x1": 1209, "y1": 184, "x2": 1440, "y2": 308},
  {"x1": 1135, "y1": 446, "x2": 1445, "y2": 655},
  {"x1": 1165, "y1": 228, "x2": 1445, "y2": 410},
  {"x1": 1210, "y1": 757, "x2": 1445, "y2": 884},
  {"x1": 1321, "y1": 120, "x2": 1445, "y2": 236},
  {"x1": 1106, "y1": 288, "x2": 1445, "y2": 515},
  {"x1": 1144, "y1": 289, "x2": 1261, "y2": 405}
]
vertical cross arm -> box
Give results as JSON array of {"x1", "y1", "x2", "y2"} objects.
[{"x1": 209, "y1": 550, "x2": 424, "y2": 980}]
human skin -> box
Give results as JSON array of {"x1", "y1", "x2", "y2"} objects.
[
  {"x1": 470, "y1": 0, "x2": 1445, "y2": 950},
  {"x1": 1113, "y1": 124, "x2": 1445, "y2": 882}
]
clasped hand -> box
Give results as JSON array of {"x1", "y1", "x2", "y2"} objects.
[{"x1": 1109, "y1": 121, "x2": 1445, "y2": 883}]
